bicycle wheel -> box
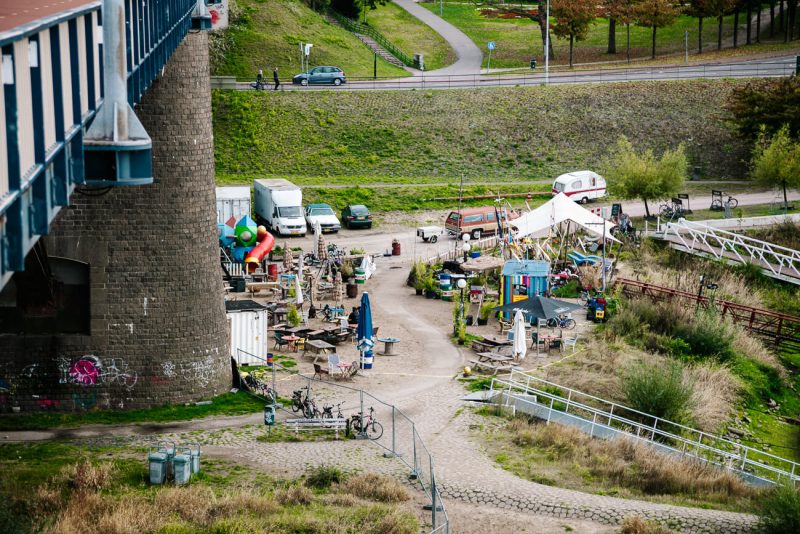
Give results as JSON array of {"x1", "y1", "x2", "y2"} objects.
[
  {"x1": 563, "y1": 319, "x2": 576, "y2": 330},
  {"x1": 367, "y1": 421, "x2": 384, "y2": 441},
  {"x1": 659, "y1": 205, "x2": 673, "y2": 219},
  {"x1": 546, "y1": 318, "x2": 557, "y2": 328},
  {"x1": 727, "y1": 198, "x2": 738, "y2": 209},
  {"x1": 291, "y1": 398, "x2": 302, "y2": 413}
]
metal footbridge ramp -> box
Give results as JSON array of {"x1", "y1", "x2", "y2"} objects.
[
  {"x1": 0, "y1": 0, "x2": 213, "y2": 289},
  {"x1": 658, "y1": 219, "x2": 800, "y2": 285},
  {"x1": 488, "y1": 370, "x2": 800, "y2": 487}
]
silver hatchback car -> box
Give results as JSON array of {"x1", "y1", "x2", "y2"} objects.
[{"x1": 292, "y1": 66, "x2": 347, "y2": 86}]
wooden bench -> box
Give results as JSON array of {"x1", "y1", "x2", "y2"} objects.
[{"x1": 285, "y1": 418, "x2": 347, "y2": 438}]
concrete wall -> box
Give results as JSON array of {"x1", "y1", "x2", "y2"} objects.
[{"x1": 0, "y1": 31, "x2": 231, "y2": 412}]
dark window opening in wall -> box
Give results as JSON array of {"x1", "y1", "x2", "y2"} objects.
[{"x1": 0, "y1": 245, "x2": 90, "y2": 334}]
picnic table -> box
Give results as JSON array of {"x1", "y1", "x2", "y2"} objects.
[
  {"x1": 475, "y1": 352, "x2": 512, "y2": 363},
  {"x1": 377, "y1": 337, "x2": 400, "y2": 355},
  {"x1": 304, "y1": 339, "x2": 335, "y2": 362},
  {"x1": 534, "y1": 333, "x2": 561, "y2": 354},
  {"x1": 305, "y1": 329, "x2": 326, "y2": 340},
  {"x1": 282, "y1": 335, "x2": 300, "y2": 352},
  {"x1": 468, "y1": 353, "x2": 515, "y2": 375}
]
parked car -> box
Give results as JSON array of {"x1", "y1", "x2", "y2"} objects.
[
  {"x1": 444, "y1": 206, "x2": 519, "y2": 240},
  {"x1": 305, "y1": 203, "x2": 341, "y2": 233},
  {"x1": 292, "y1": 66, "x2": 346, "y2": 86},
  {"x1": 341, "y1": 205, "x2": 372, "y2": 229},
  {"x1": 551, "y1": 170, "x2": 607, "y2": 204}
]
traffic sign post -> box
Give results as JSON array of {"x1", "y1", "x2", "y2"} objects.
[{"x1": 487, "y1": 41, "x2": 495, "y2": 73}]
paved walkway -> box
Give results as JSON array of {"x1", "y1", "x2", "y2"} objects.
[{"x1": 392, "y1": 0, "x2": 482, "y2": 75}]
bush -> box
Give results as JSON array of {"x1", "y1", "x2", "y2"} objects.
[
  {"x1": 276, "y1": 485, "x2": 313, "y2": 506},
  {"x1": 305, "y1": 465, "x2": 345, "y2": 489},
  {"x1": 622, "y1": 360, "x2": 695, "y2": 425},
  {"x1": 618, "y1": 515, "x2": 675, "y2": 534},
  {"x1": 672, "y1": 309, "x2": 735, "y2": 361},
  {"x1": 287, "y1": 304, "x2": 301, "y2": 327},
  {"x1": 339, "y1": 473, "x2": 410, "y2": 503},
  {"x1": 758, "y1": 483, "x2": 800, "y2": 534}
]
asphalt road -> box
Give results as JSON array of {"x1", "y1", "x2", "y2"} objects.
[{"x1": 243, "y1": 55, "x2": 798, "y2": 92}]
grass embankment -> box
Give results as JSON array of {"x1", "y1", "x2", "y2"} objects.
[
  {"x1": 0, "y1": 391, "x2": 264, "y2": 431},
  {"x1": 366, "y1": 2, "x2": 456, "y2": 71},
  {"x1": 478, "y1": 410, "x2": 761, "y2": 512},
  {"x1": 0, "y1": 445, "x2": 418, "y2": 533},
  {"x1": 213, "y1": 79, "x2": 750, "y2": 182},
  {"x1": 421, "y1": 2, "x2": 790, "y2": 68},
  {"x1": 210, "y1": 0, "x2": 408, "y2": 79}
]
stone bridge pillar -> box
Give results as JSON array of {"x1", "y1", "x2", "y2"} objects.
[{"x1": 0, "y1": 31, "x2": 230, "y2": 411}]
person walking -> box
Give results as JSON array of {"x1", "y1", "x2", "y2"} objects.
[
  {"x1": 273, "y1": 67, "x2": 280, "y2": 91},
  {"x1": 256, "y1": 69, "x2": 264, "y2": 90}
]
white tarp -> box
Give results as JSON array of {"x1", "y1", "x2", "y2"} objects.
[
  {"x1": 511, "y1": 193, "x2": 619, "y2": 242},
  {"x1": 359, "y1": 255, "x2": 377, "y2": 280}
]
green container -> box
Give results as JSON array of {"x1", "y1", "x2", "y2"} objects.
[
  {"x1": 148, "y1": 452, "x2": 168, "y2": 485},
  {"x1": 173, "y1": 450, "x2": 192, "y2": 485},
  {"x1": 355, "y1": 268, "x2": 366, "y2": 284}
]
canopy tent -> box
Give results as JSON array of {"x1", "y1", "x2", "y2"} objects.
[
  {"x1": 492, "y1": 295, "x2": 584, "y2": 321},
  {"x1": 511, "y1": 193, "x2": 619, "y2": 243},
  {"x1": 461, "y1": 255, "x2": 505, "y2": 273}
]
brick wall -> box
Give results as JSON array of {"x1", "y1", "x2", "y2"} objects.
[{"x1": 0, "y1": 32, "x2": 231, "y2": 412}]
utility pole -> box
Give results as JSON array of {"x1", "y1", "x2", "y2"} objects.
[
  {"x1": 684, "y1": 30, "x2": 689, "y2": 64},
  {"x1": 545, "y1": 0, "x2": 550, "y2": 84}
]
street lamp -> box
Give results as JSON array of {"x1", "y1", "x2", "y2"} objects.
[
  {"x1": 545, "y1": 0, "x2": 550, "y2": 84},
  {"x1": 462, "y1": 242, "x2": 471, "y2": 262},
  {"x1": 457, "y1": 278, "x2": 468, "y2": 324}
]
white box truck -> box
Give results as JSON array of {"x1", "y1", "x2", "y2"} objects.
[
  {"x1": 253, "y1": 179, "x2": 307, "y2": 236},
  {"x1": 216, "y1": 186, "x2": 251, "y2": 225}
]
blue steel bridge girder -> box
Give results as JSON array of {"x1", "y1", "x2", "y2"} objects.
[{"x1": 0, "y1": 0, "x2": 211, "y2": 289}]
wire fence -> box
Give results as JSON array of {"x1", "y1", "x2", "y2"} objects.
[
  {"x1": 328, "y1": 10, "x2": 416, "y2": 68},
  {"x1": 235, "y1": 349, "x2": 449, "y2": 533}
]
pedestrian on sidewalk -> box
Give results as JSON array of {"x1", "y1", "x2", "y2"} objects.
[{"x1": 273, "y1": 67, "x2": 280, "y2": 91}]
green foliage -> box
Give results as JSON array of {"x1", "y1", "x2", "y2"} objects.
[
  {"x1": 213, "y1": 80, "x2": 750, "y2": 182},
  {"x1": 463, "y1": 377, "x2": 495, "y2": 391},
  {"x1": 601, "y1": 135, "x2": 688, "y2": 217},
  {"x1": 552, "y1": 280, "x2": 581, "y2": 298},
  {"x1": 758, "y1": 483, "x2": 800, "y2": 534},
  {"x1": 622, "y1": 360, "x2": 695, "y2": 424},
  {"x1": 751, "y1": 125, "x2": 800, "y2": 206},
  {"x1": 726, "y1": 76, "x2": 800, "y2": 141},
  {"x1": 480, "y1": 299, "x2": 498, "y2": 320},
  {"x1": 551, "y1": 0, "x2": 598, "y2": 66},
  {"x1": 287, "y1": 303, "x2": 302, "y2": 326},
  {"x1": 305, "y1": 465, "x2": 345, "y2": 489}
]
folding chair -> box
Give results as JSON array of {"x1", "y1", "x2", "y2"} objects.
[
  {"x1": 273, "y1": 332, "x2": 289, "y2": 350},
  {"x1": 563, "y1": 335, "x2": 579, "y2": 353},
  {"x1": 313, "y1": 363, "x2": 330, "y2": 380}
]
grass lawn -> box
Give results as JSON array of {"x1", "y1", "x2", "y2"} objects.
[
  {"x1": 213, "y1": 79, "x2": 750, "y2": 183},
  {"x1": 0, "y1": 391, "x2": 265, "y2": 431},
  {"x1": 0, "y1": 444, "x2": 419, "y2": 533},
  {"x1": 421, "y1": 2, "x2": 787, "y2": 68},
  {"x1": 366, "y1": 2, "x2": 457, "y2": 71},
  {"x1": 210, "y1": 0, "x2": 408, "y2": 79}
]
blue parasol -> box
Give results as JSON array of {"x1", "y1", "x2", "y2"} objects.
[{"x1": 356, "y1": 292, "x2": 374, "y2": 369}]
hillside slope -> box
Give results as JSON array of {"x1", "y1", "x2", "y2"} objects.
[
  {"x1": 212, "y1": 80, "x2": 749, "y2": 181},
  {"x1": 210, "y1": 0, "x2": 408, "y2": 79}
]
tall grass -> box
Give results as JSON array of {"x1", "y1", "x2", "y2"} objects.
[
  {"x1": 622, "y1": 360, "x2": 695, "y2": 425},
  {"x1": 758, "y1": 483, "x2": 800, "y2": 534}
]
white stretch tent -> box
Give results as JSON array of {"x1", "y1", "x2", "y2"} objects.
[{"x1": 511, "y1": 193, "x2": 619, "y2": 242}]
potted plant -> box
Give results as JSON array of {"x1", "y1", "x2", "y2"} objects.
[
  {"x1": 340, "y1": 260, "x2": 354, "y2": 281},
  {"x1": 287, "y1": 304, "x2": 302, "y2": 327},
  {"x1": 413, "y1": 263, "x2": 427, "y2": 295},
  {"x1": 457, "y1": 322, "x2": 467, "y2": 345},
  {"x1": 478, "y1": 299, "x2": 497, "y2": 326},
  {"x1": 424, "y1": 274, "x2": 437, "y2": 299}
]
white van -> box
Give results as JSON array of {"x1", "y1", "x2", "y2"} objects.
[{"x1": 551, "y1": 171, "x2": 607, "y2": 203}]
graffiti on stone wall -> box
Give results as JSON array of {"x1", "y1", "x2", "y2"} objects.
[{"x1": 56, "y1": 355, "x2": 138, "y2": 390}]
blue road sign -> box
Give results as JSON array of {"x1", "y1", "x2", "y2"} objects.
[{"x1": 487, "y1": 41, "x2": 495, "y2": 51}]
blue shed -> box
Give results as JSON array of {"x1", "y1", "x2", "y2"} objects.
[{"x1": 499, "y1": 260, "x2": 550, "y2": 318}]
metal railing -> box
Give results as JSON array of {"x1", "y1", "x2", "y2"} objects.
[
  {"x1": 489, "y1": 370, "x2": 799, "y2": 487},
  {"x1": 232, "y1": 354, "x2": 449, "y2": 532},
  {"x1": 328, "y1": 10, "x2": 415, "y2": 68},
  {"x1": 660, "y1": 219, "x2": 800, "y2": 284}
]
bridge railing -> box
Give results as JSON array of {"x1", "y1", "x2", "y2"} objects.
[
  {"x1": 663, "y1": 219, "x2": 800, "y2": 282},
  {"x1": 490, "y1": 370, "x2": 800, "y2": 487}
]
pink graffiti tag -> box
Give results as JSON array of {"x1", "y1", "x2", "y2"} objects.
[{"x1": 69, "y1": 357, "x2": 101, "y2": 386}]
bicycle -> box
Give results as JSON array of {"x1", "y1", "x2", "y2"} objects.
[
  {"x1": 243, "y1": 373, "x2": 276, "y2": 403},
  {"x1": 710, "y1": 194, "x2": 738, "y2": 210},
  {"x1": 546, "y1": 314, "x2": 576, "y2": 330},
  {"x1": 322, "y1": 402, "x2": 344, "y2": 420},
  {"x1": 291, "y1": 386, "x2": 318, "y2": 417},
  {"x1": 658, "y1": 201, "x2": 686, "y2": 221},
  {"x1": 346, "y1": 406, "x2": 383, "y2": 440},
  {"x1": 250, "y1": 79, "x2": 268, "y2": 91}
]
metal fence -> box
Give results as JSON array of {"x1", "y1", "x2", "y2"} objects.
[
  {"x1": 251, "y1": 57, "x2": 797, "y2": 92},
  {"x1": 490, "y1": 370, "x2": 800, "y2": 487},
  {"x1": 328, "y1": 10, "x2": 415, "y2": 68},
  {"x1": 234, "y1": 349, "x2": 449, "y2": 533}
]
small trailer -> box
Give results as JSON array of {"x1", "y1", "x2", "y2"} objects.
[{"x1": 416, "y1": 226, "x2": 444, "y2": 243}]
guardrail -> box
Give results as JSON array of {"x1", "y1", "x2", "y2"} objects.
[
  {"x1": 232, "y1": 352, "x2": 449, "y2": 532},
  {"x1": 489, "y1": 370, "x2": 799, "y2": 487},
  {"x1": 328, "y1": 10, "x2": 415, "y2": 68}
]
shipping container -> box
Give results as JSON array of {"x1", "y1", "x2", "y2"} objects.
[
  {"x1": 225, "y1": 300, "x2": 268, "y2": 365},
  {"x1": 216, "y1": 186, "x2": 252, "y2": 225}
]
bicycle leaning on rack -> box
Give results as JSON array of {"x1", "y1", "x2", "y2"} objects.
[
  {"x1": 710, "y1": 190, "x2": 738, "y2": 211},
  {"x1": 346, "y1": 406, "x2": 383, "y2": 440},
  {"x1": 659, "y1": 198, "x2": 687, "y2": 220},
  {"x1": 291, "y1": 386, "x2": 320, "y2": 419}
]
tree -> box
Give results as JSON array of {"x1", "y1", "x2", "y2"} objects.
[
  {"x1": 551, "y1": 0, "x2": 598, "y2": 67},
  {"x1": 603, "y1": 0, "x2": 640, "y2": 57},
  {"x1": 600, "y1": 136, "x2": 688, "y2": 218},
  {"x1": 704, "y1": 0, "x2": 734, "y2": 50},
  {"x1": 687, "y1": 0, "x2": 711, "y2": 53},
  {"x1": 726, "y1": 76, "x2": 800, "y2": 141},
  {"x1": 751, "y1": 125, "x2": 800, "y2": 209},
  {"x1": 634, "y1": 0, "x2": 682, "y2": 59},
  {"x1": 478, "y1": 0, "x2": 555, "y2": 61}
]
